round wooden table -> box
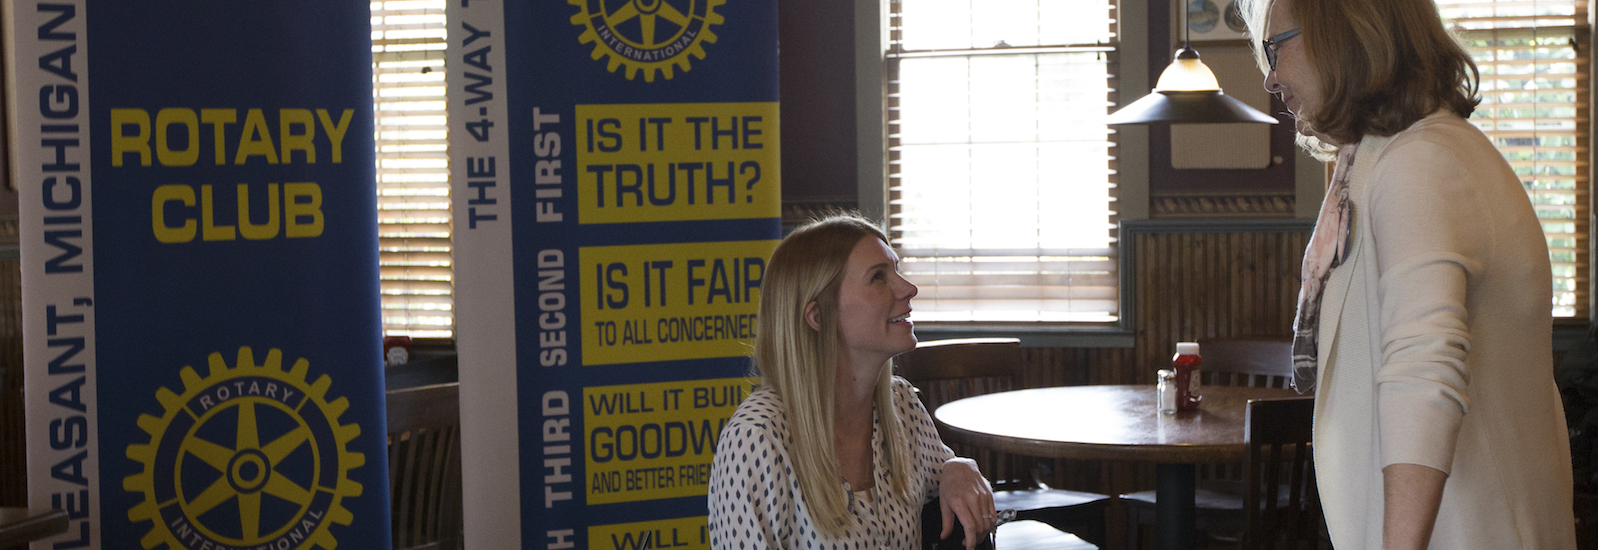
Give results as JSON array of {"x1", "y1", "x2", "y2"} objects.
[{"x1": 935, "y1": 384, "x2": 1301, "y2": 550}]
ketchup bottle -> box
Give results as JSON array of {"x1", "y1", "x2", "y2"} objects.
[{"x1": 1173, "y1": 342, "x2": 1202, "y2": 411}]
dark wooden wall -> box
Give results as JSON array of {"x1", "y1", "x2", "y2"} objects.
[
  {"x1": 777, "y1": 0, "x2": 863, "y2": 211},
  {"x1": 1017, "y1": 228, "x2": 1309, "y2": 387},
  {"x1": 0, "y1": 257, "x2": 24, "y2": 507}
]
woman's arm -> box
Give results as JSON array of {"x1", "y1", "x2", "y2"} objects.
[
  {"x1": 1367, "y1": 137, "x2": 1479, "y2": 475},
  {"x1": 1382, "y1": 463, "x2": 1447, "y2": 550},
  {"x1": 896, "y1": 379, "x2": 995, "y2": 549},
  {"x1": 1365, "y1": 131, "x2": 1492, "y2": 545},
  {"x1": 938, "y1": 457, "x2": 996, "y2": 550}
]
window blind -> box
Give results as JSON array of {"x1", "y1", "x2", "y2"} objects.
[
  {"x1": 887, "y1": 0, "x2": 1120, "y2": 323},
  {"x1": 372, "y1": 0, "x2": 454, "y2": 338},
  {"x1": 1437, "y1": 0, "x2": 1590, "y2": 318}
]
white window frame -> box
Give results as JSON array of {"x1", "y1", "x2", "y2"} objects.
[{"x1": 884, "y1": 0, "x2": 1127, "y2": 345}]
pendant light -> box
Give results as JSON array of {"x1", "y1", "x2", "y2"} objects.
[{"x1": 1106, "y1": 2, "x2": 1277, "y2": 125}]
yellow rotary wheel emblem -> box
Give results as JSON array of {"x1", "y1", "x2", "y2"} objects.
[
  {"x1": 124, "y1": 347, "x2": 364, "y2": 550},
  {"x1": 569, "y1": 0, "x2": 726, "y2": 82}
]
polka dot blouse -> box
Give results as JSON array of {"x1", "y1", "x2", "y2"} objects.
[{"x1": 708, "y1": 376, "x2": 956, "y2": 549}]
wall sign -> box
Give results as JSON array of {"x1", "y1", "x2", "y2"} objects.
[
  {"x1": 447, "y1": 0, "x2": 781, "y2": 548},
  {"x1": 7, "y1": 2, "x2": 388, "y2": 548}
]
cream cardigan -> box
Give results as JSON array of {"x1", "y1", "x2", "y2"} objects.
[{"x1": 1313, "y1": 111, "x2": 1576, "y2": 549}]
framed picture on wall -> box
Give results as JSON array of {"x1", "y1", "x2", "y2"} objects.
[{"x1": 1183, "y1": 0, "x2": 1251, "y2": 42}]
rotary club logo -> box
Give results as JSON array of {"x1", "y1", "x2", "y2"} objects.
[
  {"x1": 569, "y1": 0, "x2": 727, "y2": 82},
  {"x1": 124, "y1": 347, "x2": 364, "y2": 549}
]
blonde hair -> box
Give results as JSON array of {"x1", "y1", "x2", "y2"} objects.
[
  {"x1": 754, "y1": 214, "x2": 915, "y2": 537},
  {"x1": 1240, "y1": 0, "x2": 1478, "y2": 152}
]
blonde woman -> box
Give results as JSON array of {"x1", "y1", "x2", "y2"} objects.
[
  {"x1": 1240, "y1": 0, "x2": 1577, "y2": 547},
  {"x1": 708, "y1": 215, "x2": 996, "y2": 549}
]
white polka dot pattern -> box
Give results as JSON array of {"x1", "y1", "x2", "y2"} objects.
[{"x1": 707, "y1": 377, "x2": 957, "y2": 549}]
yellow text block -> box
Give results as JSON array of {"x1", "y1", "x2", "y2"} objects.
[
  {"x1": 584, "y1": 378, "x2": 754, "y2": 505},
  {"x1": 588, "y1": 516, "x2": 711, "y2": 550},
  {"x1": 580, "y1": 240, "x2": 776, "y2": 366},
  {"x1": 576, "y1": 102, "x2": 780, "y2": 224}
]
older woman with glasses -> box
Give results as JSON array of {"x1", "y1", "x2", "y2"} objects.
[{"x1": 1238, "y1": 0, "x2": 1578, "y2": 547}]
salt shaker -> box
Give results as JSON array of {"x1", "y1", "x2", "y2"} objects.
[{"x1": 1157, "y1": 369, "x2": 1177, "y2": 414}]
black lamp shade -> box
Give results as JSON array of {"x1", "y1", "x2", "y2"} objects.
[{"x1": 1107, "y1": 90, "x2": 1279, "y2": 125}]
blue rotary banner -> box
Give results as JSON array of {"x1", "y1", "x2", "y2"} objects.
[
  {"x1": 448, "y1": 0, "x2": 780, "y2": 547},
  {"x1": 8, "y1": 1, "x2": 388, "y2": 548}
]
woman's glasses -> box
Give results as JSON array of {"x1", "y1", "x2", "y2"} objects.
[{"x1": 1262, "y1": 28, "x2": 1302, "y2": 71}]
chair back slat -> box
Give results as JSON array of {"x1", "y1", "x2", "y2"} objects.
[
  {"x1": 388, "y1": 383, "x2": 462, "y2": 550},
  {"x1": 1192, "y1": 337, "x2": 1295, "y2": 482},
  {"x1": 1242, "y1": 397, "x2": 1321, "y2": 550},
  {"x1": 911, "y1": 376, "x2": 1018, "y2": 413},
  {"x1": 895, "y1": 338, "x2": 1029, "y2": 484},
  {"x1": 902, "y1": 338, "x2": 1114, "y2": 546},
  {"x1": 1198, "y1": 337, "x2": 1294, "y2": 389},
  {"x1": 896, "y1": 338, "x2": 1022, "y2": 397}
]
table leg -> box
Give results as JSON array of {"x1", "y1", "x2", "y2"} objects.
[{"x1": 1155, "y1": 463, "x2": 1196, "y2": 550}]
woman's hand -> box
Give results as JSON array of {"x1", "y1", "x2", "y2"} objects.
[{"x1": 938, "y1": 457, "x2": 996, "y2": 550}]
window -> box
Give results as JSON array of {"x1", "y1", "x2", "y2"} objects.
[
  {"x1": 886, "y1": 0, "x2": 1120, "y2": 323},
  {"x1": 1437, "y1": 0, "x2": 1590, "y2": 318},
  {"x1": 372, "y1": 0, "x2": 454, "y2": 338}
]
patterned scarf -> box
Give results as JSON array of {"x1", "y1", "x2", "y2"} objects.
[{"x1": 1291, "y1": 143, "x2": 1359, "y2": 393}]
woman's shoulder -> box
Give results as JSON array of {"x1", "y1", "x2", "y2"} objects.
[
  {"x1": 724, "y1": 386, "x2": 788, "y2": 435},
  {"x1": 712, "y1": 388, "x2": 795, "y2": 495},
  {"x1": 891, "y1": 375, "x2": 916, "y2": 393},
  {"x1": 1378, "y1": 111, "x2": 1496, "y2": 161},
  {"x1": 890, "y1": 376, "x2": 929, "y2": 406},
  {"x1": 1365, "y1": 111, "x2": 1511, "y2": 192},
  {"x1": 889, "y1": 376, "x2": 932, "y2": 413}
]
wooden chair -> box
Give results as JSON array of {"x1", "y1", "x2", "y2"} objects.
[
  {"x1": 1125, "y1": 336, "x2": 1296, "y2": 547},
  {"x1": 387, "y1": 383, "x2": 462, "y2": 550},
  {"x1": 1198, "y1": 337, "x2": 1294, "y2": 389},
  {"x1": 1241, "y1": 397, "x2": 1322, "y2": 550},
  {"x1": 897, "y1": 338, "x2": 1111, "y2": 548}
]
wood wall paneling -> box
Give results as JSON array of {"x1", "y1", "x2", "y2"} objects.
[
  {"x1": 777, "y1": 0, "x2": 861, "y2": 219},
  {"x1": 0, "y1": 257, "x2": 24, "y2": 507}
]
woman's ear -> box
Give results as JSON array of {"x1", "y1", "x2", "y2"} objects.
[{"x1": 804, "y1": 301, "x2": 821, "y2": 331}]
